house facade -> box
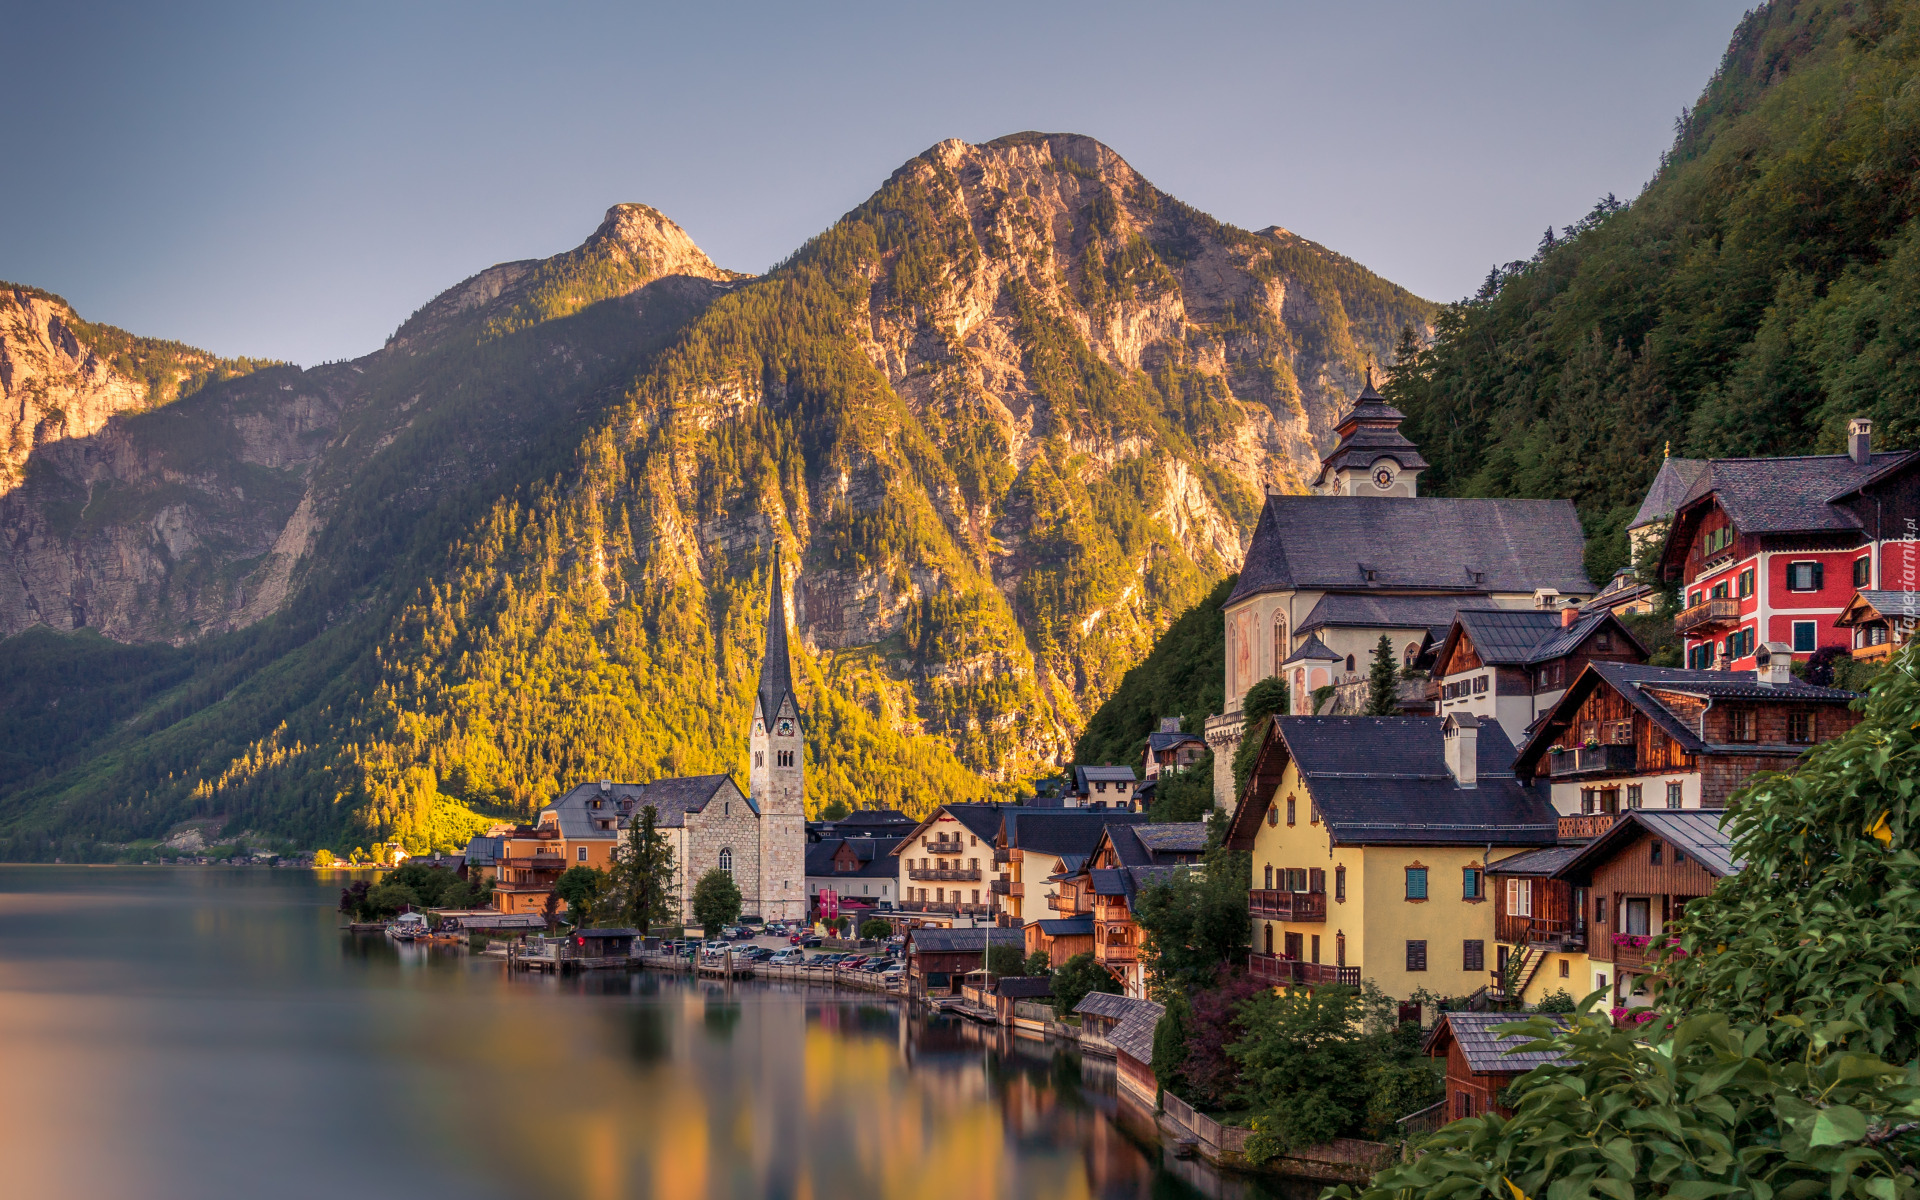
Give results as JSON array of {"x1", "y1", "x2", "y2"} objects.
[
  {"x1": 1511, "y1": 659, "x2": 1862, "y2": 818},
  {"x1": 1654, "y1": 422, "x2": 1920, "y2": 671},
  {"x1": 1142, "y1": 718, "x2": 1206, "y2": 779},
  {"x1": 805, "y1": 834, "x2": 903, "y2": 918},
  {"x1": 1430, "y1": 607, "x2": 1647, "y2": 747},
  {"x1": 1207, "y1": 381, "x2": 1593, "y2": 808},
  {"x1": 1225, "y1": 713, "x2": 1558, "y2": 1003},
  {"x1": 995, "y1": 808, "x2": 1148, "y2": 926},
  {"x1": 891, "y1": 804, "x2": 1006, "y2": 927}
]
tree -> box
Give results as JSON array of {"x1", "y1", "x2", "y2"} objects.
[
  {"x1": 607, "y1": 804, "x2": 675, "y2": 935},
  {"x1": 1050, "y1": 952, "x2": 1111, "y2": 1020},
  {"x1": 541, "y1": 888, "x2": 560, "y2": 933},
  {"x1": 1148, "y1": 755, "x2": 1215, "y2": 823},
  {"x1": 1231, "y1": 677, "x2": 1289, "y2": 800},
  {"x1": 1365, "y1": 634, "x2": 1398, "y2": 715},
  {"x1": 554, "y1": 865, "x2": 604, "y2": 927},
  {"x1": 313, "y1": 849, "x2": 335, "y2": 868},
  {"x1": 1174, "y1": 967, "x2": 1266, "y2": 1108},
  {"x1": 1023, "y1": 949, "x2": 1053, "y2": 976},
  {"x1": 361, "y1": 880, "x2": 420, "y2": 920},
  {"x1": 987, "y1": 943, "x2": 1027, "y2": 977},
  {"x1": 691, "y1": 868, "x2": 742, "y2": 933},
  {"x1": 1133, "y1": 839, "x2": 1251, "y2": 998},
  {"x1": 858, "y1": 917, "x2": 892, "y2": 941},
  {"x1": 820, "y1": 798, "x2": 851, "y2": 820}
]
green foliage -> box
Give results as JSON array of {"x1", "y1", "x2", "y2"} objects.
[
  {"x1": 1148, "y1": 757, "x2": 1215, "y2": 823},
  {"x1": 1073, "y1": 575, "x2": 1234, "y2": 768},
  {"x1": 1365, "y1": 634, "x2": 1398, "y2": 716},
  {"x1": 359, "y1": 881, "x2": 418, "y2": 920},
  {"x1": 1230, "y1": 674, "x2": 1289, "y2": 801},
  {"x1": 1154, "y1": 989, "x2": 1191, "y2": 1099},
  {"x1": 554, "y1": 865, "x2": 605, "y2": 926},
  {"x1": 1023, "y1": 949, "x2": 1053, "y2": 977},
  {"x1": 987, "y1": 943, "x2": 1027, "y2": 977},
  {"x1": 606, "y1": 804, "x2": 676, "y2": 934},
  {"x1": 1133, "y1": 841, "x2": 1251, "y2": 998},
  {"x1": 1049, "y1": 952, "x2": 1110, "y2": 1021},
  {"x1": 1532, "y1": 988, "x2": 1578, "y2": 1014},
  {"x1": 1229, "y1": 983, "x2": 1437, "y2": 1162},
  {"x1": 859, "y1": 918, "x2": 893, "y2": 941},
  {"x1": 1387, "y1": 1, "x2": 1920, "y2": 579},
  {"x1": 691, "y1": 868, "x2": 742, "y2": 932}
]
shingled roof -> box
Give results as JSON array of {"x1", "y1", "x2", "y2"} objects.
[
  {"x1": 1435, "y1": 607, "x2": 1645, "y2": 673},
  {"x1": 540, "y1": 776, "x2": 746, "y2": 837},
  {"x1": 756, "y1": 548, "x2": 799, "y2": 723},
  {"x1": 909, "y1": 927, "x2": 1024, "y2": 955},
  {"x1": 1629, "y1": 458, "x2": 1709, "y2": 531},
  {"x1": 1556, "y1": 810, "x2": 1745, "y2": 884},
  {"x1": 1674, "y1": 450, "x2": 1917, "y2": 535},
  {"x1": 1298, "y1": 593, "x2": 1476, "y2": 641},
  {"x1": 894, "y1": 803, "x2": 1011, "y2": 853},
  {"x1": 1229, "y1": 496, "x2": 1592, "y2": 604},
  {"x1": 1425, "y1": 1012, "x2": 1572, "y2": 1073},
  {"x1": 1002, "y1": 809, "x2": 1146, "y2": 858},
  {"x1": 1313, "y1": 379, "x2": 1430, "y2": 488}
]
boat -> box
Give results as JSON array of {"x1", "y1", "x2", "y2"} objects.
[{"x1": 386, "y1": 912, "x2": 430, "y2": 942}]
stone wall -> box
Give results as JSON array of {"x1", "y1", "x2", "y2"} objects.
[{"x1": 681, "y1": 780, "x2": 762, "y2": 923}]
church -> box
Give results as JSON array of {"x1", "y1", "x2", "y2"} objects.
[
  {"x1": 483, "y1": 556, "x2": 808, "y2": 924},
  {"x1": 1204, "y1": 378, "x2": 1594, "y2": 809}
]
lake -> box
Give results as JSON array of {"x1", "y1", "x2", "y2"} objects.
[{"x1": 0, "y1": 866, "x2": 1297, "y2": 1200}]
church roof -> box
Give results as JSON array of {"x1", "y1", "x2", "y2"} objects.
[
  {"x1": 1314, "y1": 379, "x2": 1429, "y2": 487},
  {"x1": 757, "y1": 550, "x2": 799, "y2": 722},
  {"x1": 540, "y1": 776, "x2": 749, "y2": 837}
]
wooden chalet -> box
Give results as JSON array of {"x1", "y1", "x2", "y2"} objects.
[
  {"x1": 1835, "y1": 590, "x2": 1919, "y2": 663},
  {"x1": 1425, "y1": 1012, "x2": 1569, "y2": 1120}
]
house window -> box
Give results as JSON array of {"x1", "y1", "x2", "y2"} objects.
[
  {"x1": 1729, "y1": 709, "x2": 1756, "y2": 742},
  {"x1": 1689, "y1": 591, "x2": 1703, "y2": 607},
  {"x1": 1788, "y1": 713, "x2": 1815, "y2": 743},
  {"x1": 719, "y1": 847, "x2": 733, "y2": 876},
  {"x1": 1787, "y1": 562, "x2": 1824, "y2": 592},
  {"x1": 1793, "y1": 621, "x2": 1818, "y2": 653},
  {"x1": 1855, "y1": 556, "x2": 1872, "y2": 587},
  {"x1": 1627, "y1": 784, "x2": 1643, "y2": 809},
  {"x1": 1405, "y1": 867, "x2": 1428, "y2": 900},
  {"x1": 1406, "y1": 940, "x2": 1428, "y2": 971},
  {"x1": 1310, "y1": 935, "x2": 1321, "y2": 963},
  {"x1": 1559, "y1": 958, "x2": 1570, "y2": 979},
  {"x1": 1738, "y1": 568, "x2": 1755, "y2": 598},
  {"x1": 1264, "y1": 864, "x2": 1274, "y2": 889},
  {"x1": 1309, "y1": 868, "x2": 1326, "y2": 894},
  {"x1": 755, "y1": 751, "x2": 764, "y2": 768},
  {"x1": 972, "y1": 890, "x2": 980, "y2": 904},
  {"x1": 1624, "y1": 898, "x2": 1651, "y2": 936},
  {"x1": 1597, "y1": 631, "x2": 1613, "y2": 651},
  {"x1": 1346, "y1": 654, "x2": 1356, "y2": 672},
  {"x1": 1462, "y1": 868, "x2": 1481, "y2": 900},
  {"x1": 1336, "y1": 931, "x2": 1346, "y2": 966},
  {"x1": 1463, "y1": 940, "x2": 1485, "y2": 972},
  {"x1": 1473, "y1": 675, "x2": 1488, "y2": 695},
  {"x1": 1667, "y1": 782, "x2": 1684, "y2": 808},
  {"x1": 1266, "y1": 804, "x2": 1278, "y2": 827},
  {"x1": 1596, "y1": 895, "x2": 1608, "y2": 924},
  {"x1": 1711, "y1": 581, "x2": 1728, "y2": 600},
  {"x1": 1273, "y1": 615, "x2": 1288, "y2": 674},
  {"x1": 1286, "y1": 796, "x2": 1296, "y2": 826},
  {"x1": 1508, "y1": 877, "x2": 1533, "y2": 917},
  {"x1": 1264, "y1": 924, "x2": 1274, "y2": 954},
  {"x1": 1580, "y1": 787, "x2": 1597, "y2": 814},
  {"x1": 1404, "y1": 643, "x2": 1419, "y2": 670},
  {"x1": 1650, "y1": 840, "x2": 1663, "y2": 865},
  {"x1": 1335, "y1": 865, "x2": 1346, "y2": 902},
  {"x1": 1310, "y1": 802, "x2": 1320, "y2": 825}
]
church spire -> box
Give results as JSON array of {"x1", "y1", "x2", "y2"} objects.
[{"x1": 756, "y1": 547, "x2": 797, "y2": 722}]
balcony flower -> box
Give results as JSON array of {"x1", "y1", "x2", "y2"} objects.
[{"x1": 1611, "y1": 933, "x2": 1651, "y2": 949}]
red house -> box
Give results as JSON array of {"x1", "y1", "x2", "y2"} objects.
[{"x1": 1654, "y1": 420, "x2": 1920, "y2": 670}]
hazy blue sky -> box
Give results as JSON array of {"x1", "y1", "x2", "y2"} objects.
[{"x1": 3, "y1": 1, "x2": 1752, "y2": 366}]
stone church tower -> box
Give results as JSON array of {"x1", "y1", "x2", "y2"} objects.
[{"x1": 750, "y1": 552, "x2": 807, "y2": 922}]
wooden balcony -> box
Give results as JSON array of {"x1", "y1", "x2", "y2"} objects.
[
  {"x1": 1097, "y1": 944, "x2": 1137, "y2": 964},
  {"x1": 1248, "y1": 889, "x2": 1326, "y2": 922},
  {"x1": 1248, "y1": 953, "x2": 1359, "y2": 988},
  {"x1": 1547, "y1": 744, "x2": 1637, "y2": 778},
  {"x1": 1675, "y1": 597, "x2": 1742, "y2": 634},
  {"x1": 1853, "y1": 641, "x2": 1898, "y2": 662},
  {"x1": 897, "y1": 900, "x2": 991, "y2": 916},
  {"x1": 908, "y1": 867, "x2": 982, "y2": 882},
  {"x1": 1495, "y1": 912, "x2": 1585, "y2": 948},
  {"x1": 1046, "y1": 893, "x2": 1080, "y2": 913},
  {"x1": 498, "y1": 856, "x2": 567, "y2": 870},
  {"x1": 1558, "y1": 813, "x2": 1617, "y2": 840}
]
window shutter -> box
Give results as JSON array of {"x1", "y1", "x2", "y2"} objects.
[
  {"x1": 1406, "y1": 940, "x2": 1427, "y2": 971},
  {"x1": 1463, "y1": 940, "x2": 1484, "y2": 972},
  {"x1": 1811, "y1": 562, "x2": 1824, "y2": 591},
  {"x1": 1309, "y1": 868, "x2": 1325, "y2": 894}
]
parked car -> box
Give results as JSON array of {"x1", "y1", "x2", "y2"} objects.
[
  {"x1": 800, "y1": 935, "x2": 823, "y2": 948},
  {"x1": 769, "y1": 950, "x2": 803, "y2": 966},
  {"x1": 839, "y1": 955, "x2": 868, "y2": 969}
]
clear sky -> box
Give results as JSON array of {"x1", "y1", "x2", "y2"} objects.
[{"x1": 2, "y1": 1, "x2": 1753, "y2": 366}]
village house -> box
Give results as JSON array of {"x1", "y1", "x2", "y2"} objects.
[
  {"x1": 1552, "y1": 810, "x2": 1745, "y2": 1010},
  {"x1": 994, "y1": 808, "x2": 1147, "y2": 926},
  {"x1": 906, "y1": 926, "x2": 1023, "y2": 996},
  {"x1": 1207, "y1": 379, "x2": 1593, "y2": 808},
  {"x1": 891, "y1": 803, "x2": 1007, "y2": 928},
  {"x1": 1654, "y1": 420, "x2": 1919, "y2": 670},
  {"x1": 1142, "y1": 718, "x2": 1206, "y2": 779},
  {"x1": 1428, "y1": 606, "x2": 1648, "y2": 747},
  {"x1": 1057, "y1": 765, "x2": 1143, "y2": 810},
  {"x1": 1227, "y1": 713, "x2": 1557, "y2": 1005},
  {"x1": 1424, "y1": 1012, "x2": 1570, "y2": 1121},
  {"x1": 804, "y1": 833, "x2": 903, "y2": 920},
  {"x1": 1835, "y1": 589, "x2": 1920, "y2": 663},
  {"x1": 1510, "y1": 656, "x2": 1862, "y2": 820},
  {"x1": 1031, "y1": 821, "x2": 1207, "y2": 992},
  {"x1": 1482, "y1": 843, "x2": 1589, "y2": 1007}
]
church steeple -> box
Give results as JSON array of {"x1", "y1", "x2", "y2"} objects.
[
  {"x1": 756, "y1": 547, "x2": 797, "y2": 726},
  {"x1": 1314, "y1": 376, "x2": 1429, "y2": 496}
]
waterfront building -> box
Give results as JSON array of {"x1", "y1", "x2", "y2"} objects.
[
  {"x1": 1425, "y1": 1012, "x2": 1570, "y2": 1121},
  {"x1": 891, "y1": 804, "x2": 1005, "y2": 927},
  {"x1": 906, "y1": 925, "x2": 1023, "y2": 995},
  {"x1": 804, "y1": 834, "x2": 903, "y2": 918},
  {"x1": 1226, "y1": 713, "x2": 1557, "y2": 1004},
  {"x1": 993, "y1": 808, "x2": 1147, "y2": 926}
]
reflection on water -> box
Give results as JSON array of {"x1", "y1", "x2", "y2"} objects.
[{"x1": 0, "y1": 867, "x2": 1295, "y2": 1200}]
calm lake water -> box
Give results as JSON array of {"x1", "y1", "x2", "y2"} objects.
[{"x1": 0, "y1": 866, "x2": 1295, "y2": 1200}]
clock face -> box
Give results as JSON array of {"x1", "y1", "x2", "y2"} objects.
[
  {"x1": 778, "y1": 720, "x2": 794, "y2": 737},
  {"x1": 1372, "y1": 465, "x2": 1396, "y2": 490}
]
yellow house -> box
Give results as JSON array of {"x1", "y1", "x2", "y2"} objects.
[{"x1": 1226, "y1": 712, "x2": 1559, "y2": 1007}]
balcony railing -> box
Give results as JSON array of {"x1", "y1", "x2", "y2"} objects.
[
  {"x1": 498, "y1": 856, "x2": 567, "y2": 870},
  {"x1": 1593, "y1": 933, "x2": 1681, "y2": 973},
  {"x1": 1046, "y1": 893, "x2": 1079, "y2": 913},
  {"x1": 897, "y1": 900, "x2": 992, "y2": 916},
  {"x1": 989, "y1": 878, "x2": 1010, "y2": 895},
  {"x1": 993, "y1": 848, "x2": 1010, "y2": 864},
  {"x1": 908, "y1": 867, "x2": 982, "y2": 882},
  {"x1": 1097, "y1": 944, "x2": 1138, "y2": 964},
  {"x1": 1558, "y1": 813, "x2": 1617, "y2": 840},
  {"x1": 1495, "y1": 912, "x2": 1586, "y2": 948},
  {"x1": 1675, "y1": 597, "x2": 1742, "y2": 634},
  {"x1": 1853, "y1": 641, "x2": 1898, "y2": 662},
  {"x1": 1248, "y1": 889, "x2": 1327, "y2": 922},
  {"x1": 1249, "y1": 953, "x2": 1360, "y2": 988},
  {"x1": 1547, "y1": 744, "x2": 1637, "y2": 777}
]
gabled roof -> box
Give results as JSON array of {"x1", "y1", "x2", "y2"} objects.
[
  {"x1": 1512, "y1": 662, "x2": 1861, "y2": 773},
  {"x1": 1435, "y1": 607, "x2": 1646, "y2": 675},
  {"x1": 1071, "y1": 765, "x2": 1140, "y2": 789},
  {"x1": 1108, "y1": 998, "x2": 1165, "y2": 1065},
  {"x1": 1424, "y1": 1013, "x2": 1572, "y2": 1073},
  {"x1": 1555, "y1": 810, "x2": 1745, "y2": 885},
  {"x1": 993, "y1": 976, "x2": 1055, "y2": 999},
  {"x1": 804, "y1": 836, "x2": 905, "y2": 879},
  {"x1": 1002, "y1": 809, "x2": 1146, "y2": 857},
  {"x1": 1074, "y1": 991, "x2": 1141, "y2": 1021},
  {"x1": 756, "y1": 550, "x2": 799, "y2": 722},
  {"x1": 1131, "y1": 824, "x2": 1210, "y2": 855},
  {"x1": 1146, "y1": 729, "x2": 1204, "y2": 751},
  {"x1": 540, "y1": 776, "x2": 745, "y2": 837},
  {"x1": 893, "y1": 803, "x2": 1010, "y2": 853},
  {"x1": 1282, "y1": 632, "x2": 1343, "y2": 665},
  {"x1": 1229, "y1": 496, "x2": 1592, "y2": 604},
  {"x1": 1673, "y1": 450, "x2": 1917, "y2": 536},
  {"x1": 1227, "y1": 717, "x2": 1558, "y2": 849},
  {"x1": 1837, "y1": 590, "x2": 1920, "y2": 626},
  {"x1": 1629, "y1": 458, "x2": 1709, "y2": 531},
  {"x1": 1297, "y1": 593, "x2": 1474, "y2": 641},
  {"x1": 909, "y1": 927, "x2": 1024, "y2": 954},
  {"x1": 1485, "y1": 844, "x2": 1583, "y2": 876},
  {"x1": 1035, "y1": 915, "x2": 1093, "y2": 937}
]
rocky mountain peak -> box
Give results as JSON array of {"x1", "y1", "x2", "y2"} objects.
[{"x1": 586, "y1": 203, "x2": 734, "y2": 283}]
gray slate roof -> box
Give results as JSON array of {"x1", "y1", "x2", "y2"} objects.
[
  {"x1": 1847, "y1": 591, "x2": 1920, "y2": 620},
  {"x1": 1132, "y1": 824, "x2": 1210, "y2": 855},
  {"x1": 1675, "y1": 450, "x2": 1917, "y2": 535},
  {"x1": 805, "y1": 836, "x2": 905, "y2": 879},
  {"x1": 1263, "y1": 717, "x2": 1558, "y2": 846},
  {"x1": 1229, "y1": 496, "x2": 1592, "y2": 604},
  {"x1": 910, "y1": 927, "x2": 1025, "y2": 955},
  {"x1": 1441, "y1": 607, "x2": 1645, "y2": 670},
  {"x1": 993, "y1": 976, "x2": 1055, "y2": 999},
  {"x1": 756, "y1": 550, "x2": 799, "y2": 723},
  {"x1": 1298, "y1": 593, "x2": 1475, "y2": 640},
  {"x1": 1629, "y1": 458, "x2": 1709, "y2": 530},
  {"x1": 462, "y1": 836, "x2": 504, "y2": 866},
  {"x1": 540, "y1": 776, "x2": 746, "y2": 837},
  {"x1": 1486, "y1": 844, "x2": 1584, "y2": 876},
  {"x1": 1282, "y1": 632, "x2": 1343, "y2": 665},
  {"x1": 1146, "y1": 729, "x2": 1204, "y2": 751},
  {"x1": 1428, "y1": 1013, "x2": 1572, "y2": 1072},
  {"x1": 1036, "y1": 915, "x2": 1093, "y2": 936},
  {"x1": 1108, "y1": 999, "x2": 1166, "y2": 1065},
  {"x1": 1557, "y1": 810, "x2": 1746, "y2": 883},
  {"x1": 1074, "y1": 991, "x2": 1141, "y2": 1021},
  {"x1": 1003, "y1": 809, "x2": 1146, "y2": 857}
]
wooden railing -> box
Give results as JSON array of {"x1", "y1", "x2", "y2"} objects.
[
  {"x1": 908, "y1": 867, "x2": 981, "y2": 881},
  {"x1": 1495, "y1": 912, "x2": 1585, "y2": 947},
  {"x1": 1547, "y1": 744, "x2": 1637, "y2": 777},
  {"x1": 1248, "y1": 953, "x2": 1359, "y2": 987},
  {"x1": 1558, "y1": 813, "x2": 1617, "y2": 840},
  {"x1": 1248, "y1": 889, "x2": 1327, "y2": 922},
  {"x1": 1675, "y1": 597, "x2": 1742, "y2": 634},
  {"x1": 896, "y1": 900, "x2": 991, "y2": 916}
]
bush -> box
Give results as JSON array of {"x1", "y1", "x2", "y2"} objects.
[
  {"x1": 987, "y1": 943, "x2": 1026, "y2": 977},
  {"x1": 1531, "y1": 988, "x2": 1577, "y2": 1013},
  {"x1": 1024, "y1": 949, "x2": 1052, "y2": 976},
  {"x1": 1049, "y1": 952, "x2": 1110, "y2": 1020},
  {"x1": 691, "y1": 868, "x2": 742, "y2": 933},
  {"x1": 858, "y1": 918, "x2": 892, "y2": 941}
]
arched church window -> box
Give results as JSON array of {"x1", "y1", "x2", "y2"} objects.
[
  {"x1": 1345, "y1": 654, "x2": 1356, "y2": 672},
  {"x1": 1404, "y1": 642, "x2": 1419, "y2": 670},
  {"x1": 718, "y1": 848, "x2": 733, "y2": 877},
  {"x1": 1272, "y1": 616, "x2": 1287, "y2": 675}
]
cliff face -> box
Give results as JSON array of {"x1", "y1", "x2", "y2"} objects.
[{"x1": 0, "y1": 139, "x2": 1431, "y2": 849}]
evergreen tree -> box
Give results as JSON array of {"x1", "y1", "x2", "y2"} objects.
[
  {"x1": 691, "y1": 868, "x2": 742, "y2": 933},
  {"x1": 1365, "y1": 634, "x2": 1398, "y2": 715},
  {"x1": 608, "y1": 804, "x2": 675, "y2": 935}
]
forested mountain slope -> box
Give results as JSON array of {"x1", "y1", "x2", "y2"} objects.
[
  {"x1": 1388, "y1": 0, "x2": 1920, "y2": 581},
  {"x1": 0, "y1": 134, "x2": 1429, "y2": 856}
]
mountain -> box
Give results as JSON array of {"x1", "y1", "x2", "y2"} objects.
[
  {"x1": 0, "y1": 134, "x2": 1431, "y2": 857},
  {"x1": 1386, "y1": 0, "x2": 1920, "y2": 582}
]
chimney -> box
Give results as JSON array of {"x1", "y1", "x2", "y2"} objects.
[
  {"x1": 599, "y1": 779, "x2": 612, "y2": 793},
  {"x1": 1443, "y1": 713, "x2": 1478, "y2": 789},
  {"x1": 1755, "y1": 641, "x2": 1794, "y2": 687},
  {"x1": 1561, "y1": 606, "x2": 1579, "y2": 628},
  {"x1": 1850, "y1": 417, "x2": 1873, "y2": 466}
]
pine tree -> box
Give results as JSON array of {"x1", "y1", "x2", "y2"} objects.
[
  {"x1": 1365, "y1": 635, "x2": 1398, "y2": 716},
  {"x1": 609, "y1": 803, "x2": 675, "y2": 935}
]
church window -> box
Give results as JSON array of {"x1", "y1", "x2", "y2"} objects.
[
  {"x1": 1345, "y1": 654, "x2": 1356, "y2": 672},
  {"x1": 1273, "y1": 616, "x2": 1288, "y2": 675},
  {"x1": 719, "y1": 848, "x2": 733, "y2": 877},
  {"x1": 755, "y1": 752, "x2": 764, "y2": 768}
]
